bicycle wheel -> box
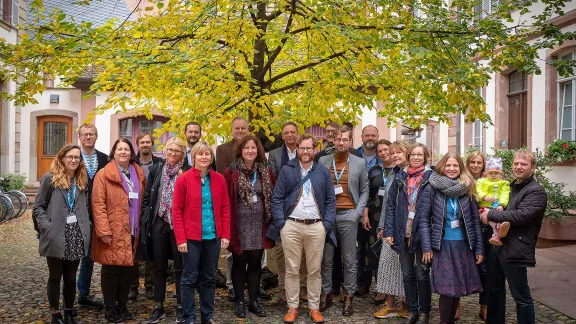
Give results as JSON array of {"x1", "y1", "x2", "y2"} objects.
[
  {"x1": 4, "y1": 192, "x2": 23, "y2": 219},
  {"x1": 7, "y1": 190, "x2": 28, "y2": 217},
  {"x1": 0, "y1": 194, "x2": 14, "y2": 222}
]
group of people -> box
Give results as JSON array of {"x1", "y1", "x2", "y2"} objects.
[{"x1": 32, "y1": 118, "x2": 547, "y2": 324}]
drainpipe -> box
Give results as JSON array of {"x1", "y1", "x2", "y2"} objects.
[{"x1": 456, "y1": 113, "x2": 461, "y2": 154}]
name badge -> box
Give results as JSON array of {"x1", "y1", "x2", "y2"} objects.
[
  {"x1": 66, "y1": 215, "x2": 78, "y2": 224},
  {"x1": 451, "y1": 220, "x2": 461, "y2": 228},
  {"x1": 129, "y1": 192, "x2": 139, "y2": 199},
  {"x1": 252, "y1": 194, "x2": 258, "y2": 203},
  {"x1": 408, "y1": 211, "x2": 415, "y2": 219},
  {"x1": 334, "y1": 185, "x2": 343, "y2": 195},
  {"x1": 378, "y1": 187, "x2": 386, "y2": 196}
]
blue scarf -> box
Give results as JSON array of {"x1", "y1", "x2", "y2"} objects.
[{"x1": 117, "y1": 163, "x2": 141, "y2": 237}]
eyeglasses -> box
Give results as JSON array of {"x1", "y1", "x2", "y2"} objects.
[
  {"x1": 410, "y1": 153, "x2": 425, "y2": 158},
  {"x1": 80, "y1": 133, "x2": 96, "y2": 138},
  {"x1": 298, "y1": 147, "x2": 314, "y2": 152},
  {"x1": 334, "y1": 138, "x2": 350, "y2": 143},
  {"x1": 326, "y1": 129, "x2": 336, "y2": 134},
  {"x1": 64, "y1": 156, "x2": 82, "y2": 162},
  {"x1": 166, "y1": 148, "x2": 184, "y2": 155}
]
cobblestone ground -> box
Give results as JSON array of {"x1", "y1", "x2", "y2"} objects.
[{"x1": 1, "y1": 213, "x2": 575, "y2": 324}]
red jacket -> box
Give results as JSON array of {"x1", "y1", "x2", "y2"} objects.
[
  {"x1": 172, "y1": 168, "x2": 231, "y2": 245},
  {"x1": 223, "y1": 164, "x2": 276, "y2": 254}
]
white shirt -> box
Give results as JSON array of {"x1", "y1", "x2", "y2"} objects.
[
  {"x1": 289, "y1": 162, "x2": 321, "y2": 220},
  {"x1": 287, "y1": 146, "x2": 297, "y2": 160}
]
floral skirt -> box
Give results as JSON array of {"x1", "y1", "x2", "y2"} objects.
[{"x1": 431, "y1": 240, "x2": 482, "y2": 297}]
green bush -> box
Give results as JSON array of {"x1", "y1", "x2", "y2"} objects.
[
  {"x1": 547, "y1": 139, "x2": 576, "y2": 163},
  {"x1": 0, "y1": 173, "x2": 26, "y2": 191}
]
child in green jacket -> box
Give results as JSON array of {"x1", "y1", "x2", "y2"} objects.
[{"x1": 476, "y1": 157, "x2": 511, "y2": 245}]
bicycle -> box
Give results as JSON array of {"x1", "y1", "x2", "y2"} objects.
[{"x1": 0, "y1": 177, "x2": 28, "y2": 223}]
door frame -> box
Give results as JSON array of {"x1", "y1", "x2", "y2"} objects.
[
  {"x1": 29, "y1": 110, "x2": 79, "y2": 181},
  {"x1": 37, "y1": 116, "x2": 73, "y2": 180},
  {"x1": 507, "y1": 91, "x2": 528, "y2": 149}
]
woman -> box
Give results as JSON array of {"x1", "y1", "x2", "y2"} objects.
[
  {"x1": 223, "y1": 135, "x2": 276, "y2": 318},
  {"x1": 172, "y1": 141, "x2": 230, "y2": 324},
  {"x1": 466, "y1": 151, "x2": 489, "y2": 321},
  {"x1": 92, "y1": 138, "x2": 145, "y2": 323},
  {"x1": 138, "y1": 137, "x2": 186, "y2": 323},
  {"x1": 33, "y1": 144, "x2": 91, "y2": 324},
  {"x1": 418, "y1": 152, "x2": 484, "y2": 324},
  {"x1": 383, "y1": 143, "x2": 433, "y2": 324},
  {"x1": 373, "y1": 141, "x2": 408, "y2": 319}
]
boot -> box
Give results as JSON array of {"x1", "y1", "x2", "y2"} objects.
[
  {"x1": 104, "y1": 307, "x2": 122, "y2": 323},
  {"x1": 234, "y1": 300, "x2": 246, "y2": 318},
  {"x1": 404, "y1": 313, "x2": 419, "y2": 324},
  {"x1": 63, "y1": 310, "x2": 77, "y2": 324},
  {"x1": 415, "y1": 313, "x2": 430, "y2": 324},
  {"x1": 127, "y1": 287, "x2": 138, "y2": 301},
  {"x1": 248, "y1": 300, "x2": 266, "y2": 317},
  {"x1": 479, "y1": 305, "x2": 487, "y2": 321},
  {"x1": 51, "y1": 312, "x2": 65, "y2": 324},
  {"x1": 118, "y1": 305, "x2": 133, "y2": 321},
  {"x1": 319, "y1": 292, "x2": 333, "y2": 311},
  {"x1": 342, "y1": 292, "x2": 353, "y2": 316}
]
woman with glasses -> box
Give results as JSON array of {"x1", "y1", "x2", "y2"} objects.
[
  {"x1": 383, "y1": 143, "x2": 433, "y2": 324},
  {"x1": 33, "y1": 144, "x2": 91, "y2": 324},
  {"x1": 92, "y1": 138, "x2": 146, "y2": 323},
  {"x1": 137, "y1": 137, "x2": 187, "y2": 323},
  {"x1": 223, "y1": 135, "x2": 276, "y2": 318}
]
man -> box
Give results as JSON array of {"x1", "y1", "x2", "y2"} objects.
[
  {"x1": 216, "y1": 117, "x2": 249, "y2": 173},
  {"x1": 183, "y1": 122, "x2": 216, "y2": 171},
  {"x1": 318, "y1": 126, "x2": 369, "y2": 316},
  {"x1": 76, "y1": 123, "x2": 109, "y2": 309},
  {"x1": 480, "y1": 150, "x2": 547, "y2": 324},
  {"x1": 129, "y1": 133, "x2": 163, "y2": 301},
  {"x1": 314, "y1": 121, "x2": 361, "y2": 162},
  {"x1": 268, "y1": 134, "x2": 336, "y2": 324},
  {"x1": 356, "y1": 125, "x2": 381, "y2": 169},
  {"x1": 268, "y1": 122, "x2": 308, "y2": 303}
]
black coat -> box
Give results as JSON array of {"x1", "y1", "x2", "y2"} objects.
[
  {"x1": 417, "y1": 186, "x2": 484, "y2": 257},
  {"x1": 488, "y1": 176, "x2": 547, "y2": 267},
  {"x1": 87, "y1": 150, "x2": 109, "y2": 218}
]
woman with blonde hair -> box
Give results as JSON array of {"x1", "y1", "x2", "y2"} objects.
[
  {"x1": 466, "y1": 151, "x2": 486, "y2": 181},
  {"x1": 137, "y1": 137, "x2": 188, "y2": 323},
  {"x1": 33, "y1": 144, "x2": 91, "y2": 324},
  {"x1": 418, "y1": 152, "x2": 484, "y2": 324},
  {"x1": 173, "y1": 140, "x2": 231, "y2": 324}
]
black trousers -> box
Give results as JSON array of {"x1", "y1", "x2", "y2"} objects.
[
  {"x1": 478, "y1": 224, "x2": 492, "y2": 306},
  {"x1": 232, "y1": 249, "x2": 263, "y2": 303},
  {"x1": 47, "y1": 257, "x2": 80, "y2": 310},
  {"x1": 151, "y1": 217, "x2": 182, "y2": 304},
  {"x1": 356, "y1": 220, "x2": 379, "y2": 289},
  {"x1": 130, "y1": 261, "x2": 154, "y2": 290},
  {"x1": 101, "y1": 264, "x2": 138, "y2": 308}
]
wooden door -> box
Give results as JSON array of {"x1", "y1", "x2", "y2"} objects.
[
  {"x1": 37, "y1": 116, "x2": 72, "y2": 180},
  {"x1": 508, "y1": 93, "x2": 527, "y2": 149}
]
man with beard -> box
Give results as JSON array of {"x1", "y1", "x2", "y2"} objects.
[
  {"x1": 129, "y1": 133, "x2": 163, "y2": 301},
  {"x1": 318, "y1": 126, "x2": 369, "y2": 316},
  {"x1": 267, "y1": 134, "x2": 336, "y2": 324},
  {"x1": 315, "y1": 122, "x2": 361, "y2": 162},
  {"x1": 357, "y1": 125, "x2": 381, "y2": 169},
  {"x1": 183, "y1": 122, "x2": 216, "y2": 171},
  {"x1": 216, "y1": 117, "x2": 249, "y2": 173}
]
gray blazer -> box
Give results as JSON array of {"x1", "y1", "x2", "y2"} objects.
[
  {"x1": 33, "y1": 173, "x2": 91, "y2": 258},
  {"x1": 319, "y1": 153, "x2": 369, "y2": 219},
  {"x1": 267, "y1": 146, "x2": 284, "y2": 178}
]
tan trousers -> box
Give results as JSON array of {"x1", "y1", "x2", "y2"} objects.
[
  {"x1": 280, "y1": 220, "x2": 326, "y2": 309},
  {"x1": 275, "y1": 242, "x2": 308, "y2": 291}
]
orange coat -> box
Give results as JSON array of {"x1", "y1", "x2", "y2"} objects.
[{"x1": 91, "y1": 161, "x2": 145, "y2": 266}]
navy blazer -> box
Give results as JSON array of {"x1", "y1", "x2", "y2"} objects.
[
  {"x1": 267, "y1": 158, "x2": 337, "y2": 246},
  {"x1": 417, "y1": 186, "x2": 484, "y2": 257},
  {"x1": 384, "y1": 167, "x2": 433, "y2": 254}
]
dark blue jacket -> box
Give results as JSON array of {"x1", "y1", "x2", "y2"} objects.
[
  {"x1": 266, "y1": 158, "x2": 337, "y2": 246},
  {"x1": 417, "y1": 185, "x2": 484, "y2": 257},
  {"x1": 384, "y1": 167, "x2": 432, "y2": 254}
]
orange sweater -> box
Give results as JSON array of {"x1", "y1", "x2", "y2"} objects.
[{"x1": 331, "y1": 151, "x2": 355, "y2": 209}]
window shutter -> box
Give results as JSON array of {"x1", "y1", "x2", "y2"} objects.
[{"x1": 11, "y1": 0, "x2": 19, "y2": 26}]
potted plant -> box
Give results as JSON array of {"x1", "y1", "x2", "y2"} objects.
[{"x1": 547, "y1": 139, "x2": 576, "y2": 166}]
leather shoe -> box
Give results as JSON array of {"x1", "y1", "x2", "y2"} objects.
[
  {"x1": 404, "y1": 313, "x2": 419, "y2": 324},
  {"x1": 479, "y1": 305, "x2": 487, "y2": 321},
  {"x1": 145, "y1": 287, "x2": 154, "y2": 300},
  {"x1": 415, "y1": 313, "x2": 430, "y2": 324},
  {"x1": 309, "y1": 309, "x2": 325, "y2": 323},
  {"x1": 354, "y1": 284, "x2": 370, "y2": 296},
  {"x1": 283, "y1": 308, "x2": 298, "y2": 323},
  {"x1": 228, "y1": 288, "x2": 236, "y2": 302},
  {"x1": 319, "y1": 292, "x2": 333, "y2": 311},
  {"x1": 259, "y1": 287, "x2": 272, "y2": 300},
  {"x1": 248, "y1": 300, "x2": 267, "y2": 317},
  {"x1": 279, "y1": 290, "x2": 287, "y2": 303},
  {"x1": 201, "y1": 320, "x2": 217, "y2": 324},
  {"x1": 127, "y1": 288, "x2": 138, "y2": 301},
  {"x1": 299, "y1": 287, "x2": 308, "y2": 301},
  {"x1": 342, "y1": 292, "x2": 353, "y2": 316},
  {"x1": 51, "y1": 313, "x2": 65, "y2": 324},
  {"x1": 234, "y1": 301, "x2": 246, "y2": 318}
]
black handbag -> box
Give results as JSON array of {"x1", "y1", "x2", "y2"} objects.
[{"x1": 371, "y1": 238, "x2": 383, "y2": 257}]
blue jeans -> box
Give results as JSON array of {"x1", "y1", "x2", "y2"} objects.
[
  {"x1": 77, "y1": 233, "x2": 94, "y2": 298},
  {"x1": 486, "y1": 246, "x2": 535, "y2": 324},
  {"x1": 398, "y1": 241, "x2": 431, "y2": 315},
  {"x1": 181, "y1": 239, "x2": 220, "y2": 323}
]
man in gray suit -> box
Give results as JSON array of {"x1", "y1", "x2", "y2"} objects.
[
  {"x1": 318, "y1": 125, "x2": 369, "y2": 316},
  {"x1": 268, "y1": 121, "x2": 299, "y2": 177}
]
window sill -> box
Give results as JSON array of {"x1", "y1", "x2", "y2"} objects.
[{"x1": 0, "y1": 20, "x2": 12, "y2": 32}]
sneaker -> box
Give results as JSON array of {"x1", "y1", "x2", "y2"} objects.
[
  {"x1": 78, "y1": 296, "x2": 104, "y2": 309},
  {"x1": 374, "y1": 305, "x2": 399, "y2": 319},
  {"x1": 497, "y1": 222, "x2": 510, "y2": 238},
  {"x1": 489, "y1": 235, "x2": 503, "y2": 246},
  {"x1": 147, "y1": 307, "x2": 166, "y2": 323},
  {"x1": 176, "y1": 305, "x2": 185, "y2": 324}
]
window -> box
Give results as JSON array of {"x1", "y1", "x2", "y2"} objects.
[
  {"x1": 474, "y1": 0, "x2": 498, "y2": 18},
  {"x1": 559, "y1": 51, "x2": 576, "y2": 141},
  {"x1": 118, "y1": 116, "x2": 169, "y2": 153},
  {"x1": 472, "y1": 119, "x2": 483, "y2": 152},
  {"x1": 507, "y1": 70, "x2": 528, "y2": 149},
  {"x1": 0, "y1": 0, "x2": 19, "y2": 26}
]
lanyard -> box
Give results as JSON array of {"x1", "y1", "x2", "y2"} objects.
[
  {"x1": 332, "y1": 157, "x2": 349, "y2": 183},
  {"x1": 302, "y1": 169, "x2": 312, "y2": 196},
  {"x1": 67, "y1": 183, "x2": 77, "y2": 210},
  {"x1": 82, "y1": 151, "x2": 97, "y2": 178},
  {"x1": 121, "y1": 170, "x2": 134, "y2": 191},
  {"x1": 251, "y1": 171, "x2": 257, "y2": 187},
  {"x1": 449, "y1": 197, "x2": 459, "y2": 219},
  {"x1": 381, "y1": 166, "x2": 388, "y2": 186},
  {"x1": 365, "y1": 155, "x2": 377, "y2": 168}
]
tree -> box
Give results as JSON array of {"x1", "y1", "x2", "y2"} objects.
[{"x1": 0, "y1": 0, "x2": 574, "y2": 141}]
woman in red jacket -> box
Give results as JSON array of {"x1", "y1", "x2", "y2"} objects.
[
  {"x1": 223, "y1": 135, "x2": 276, "y2": 319},
  {"x1": 172, "y1": 141, "x2": 231, "y2": 324}
]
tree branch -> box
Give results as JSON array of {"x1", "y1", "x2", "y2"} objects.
[
  {"x1": 269, "y1": 80, "x2": 306, "y2": 94},
  {"x1": 260, "y1": 0, "x2": 296, "y2": 80}
]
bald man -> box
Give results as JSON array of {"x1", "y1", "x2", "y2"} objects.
[{"x1": 356, "y1": 125, "x2": 380, "y2": 169}]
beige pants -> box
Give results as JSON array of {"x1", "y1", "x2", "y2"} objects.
[
  {"x1": 280, "y1": 220, "x2": 326, "y2": 309},
  {"x1": 275, "y1": 242, "x2": 308, "y2": 291}
]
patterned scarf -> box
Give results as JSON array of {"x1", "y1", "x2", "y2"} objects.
[
  {"x1": 237, "y1": 159, "x2": 273, "y2": 223},
  {"x1": 405, "y1": 166, "x2": 425, "y2": 238},
  {"x1": 429, "y1": 172, "x2": 469, "y2": 198},
  {"x1": 117, "y1": 163, "x2": 140, "y2": 237},
  {"x1": 158, "y1": 161, "x2": 182, "y2": 229}
]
